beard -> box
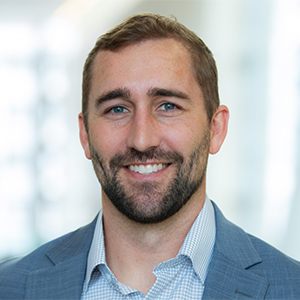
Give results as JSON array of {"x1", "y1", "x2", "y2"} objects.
[{"x1": 89, "y1": 128, "x2": 210, "y2": 224}]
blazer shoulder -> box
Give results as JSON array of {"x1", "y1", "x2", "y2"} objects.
[
  {"x1": 0, "y1": 232, "x2": 67, "y2": 275},
  {"x1": 0, "y1": 217, "x2": 97, "y2": 300},
  {"x1": 0, "y1": 234, "x2": 67, "y2": 299},
  {"x1": 246, "y1": 234, "x2": 300, "y2": 299},
  {"x1": 248, "y1": 233, "x2": 300, "y2": 277},
  {"x1": 210, "y1": 201, "x2": 300, "y2": 299}
]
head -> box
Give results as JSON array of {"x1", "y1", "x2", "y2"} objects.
[
  {"x1": 82, "y1": 13, "x2": 219, "y2": 130},
  {"x1": 79, "y1": 14, "x2": 229, "y2": 224}
]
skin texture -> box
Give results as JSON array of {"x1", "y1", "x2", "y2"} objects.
[{"x1": 79, "y1": 38, "x2": 229, "y2": 294}]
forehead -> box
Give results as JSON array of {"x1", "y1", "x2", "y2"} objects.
[{"x1": 89, "y1": 38, "x2": 202, "y2": 99}]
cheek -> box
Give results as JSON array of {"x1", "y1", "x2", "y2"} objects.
[
  {"x1": 89, "y1": 124, "x2": 127, "y2": 157},
  {"x1": 161, "y1": 121, "x2": 202, "y2": 154}
]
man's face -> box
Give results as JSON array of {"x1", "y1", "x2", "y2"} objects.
[{"x1": 80, "y1": 38, "x2": 212, "y2": 223}]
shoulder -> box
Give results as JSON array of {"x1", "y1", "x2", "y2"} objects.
[
  {"x1": 0, "y1": 231, "x2": 69, "y2": 270},
  {"x1": 248, "y1": 233, "x2": 300, "y2": 279},
  {"x1": 0, "y1": 234, "x2": 68, "y2": 299},
  {"x1": 211, "y1": 201, "x2": 300, "y2": 298},
  {"x1": 0, "y1": 217, "x2": 97, "y2": 299},
  {"x1": 245, "y1": 234, "x2": 300, "y2": 299}
]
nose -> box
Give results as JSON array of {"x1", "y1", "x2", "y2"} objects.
[{"x1": 126, "y1": 111, "x2": 161, "y2": 152}]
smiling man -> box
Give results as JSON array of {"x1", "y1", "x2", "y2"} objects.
[
  {"x1": 80, "y1": 38, "x2": 217, "y2": 226},
  {"x1": 1, "y1": 13, "x2": 300, "y2": 300}
]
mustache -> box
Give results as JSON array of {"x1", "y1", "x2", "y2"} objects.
[{"x1": 110, "y1": 147, "x2": 184, "y2": 169}]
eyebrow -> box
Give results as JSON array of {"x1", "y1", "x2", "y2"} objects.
[
  {"x1": 95, "y1": 88, "x2": 131, "y2": 106},
  {"x1": 147, "y1": 88, "x2": 190, "y2": 100},
  {"x1": 95, "y1": 87, "x2": 190, "y2": 107}
]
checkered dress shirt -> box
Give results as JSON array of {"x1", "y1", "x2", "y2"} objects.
[{"x1": 81, "y1": 196, "x2": 215, "y2": 299}]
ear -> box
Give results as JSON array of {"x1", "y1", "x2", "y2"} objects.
[
  {"x1": 79, "y1": 113, "x2": 91, "y2": 160},
  {"x1": 209, "y1": 105, "x2": 229, "y2": 155}
]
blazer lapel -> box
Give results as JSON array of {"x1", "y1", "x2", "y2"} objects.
[
  {"x1": 25, "y1": 217, "x2": 97, "y2": 300},
  {"x1": 203, "y1": 251, "x2": 269, "y2": 299},
  {"x1": 203, "y1": 202, "x2": 270, "y2": 299},
  {"x1": 25, "y1": 253, "x2": 87, "y2": 300}
]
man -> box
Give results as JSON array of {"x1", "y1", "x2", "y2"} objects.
[{"x1": 0, "y1": 13, "x2": 299, "y2": 300}]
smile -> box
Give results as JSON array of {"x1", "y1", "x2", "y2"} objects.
[{"x1": 127, "y1": 163, "x2": 169, "y2": 175}]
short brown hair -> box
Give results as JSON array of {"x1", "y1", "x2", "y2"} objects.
[{"x1": 82, "y1": 13, "x2": 219, "y2": 128}]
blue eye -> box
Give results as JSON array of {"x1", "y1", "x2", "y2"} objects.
[
  {"x1": 160, "y1": 103, "x2": 176, "y2": 111},
  {"x1": 111, "y1": 106, "x2": 127, "y2": 113}
]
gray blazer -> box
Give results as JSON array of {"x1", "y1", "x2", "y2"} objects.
[{"x1": 1, "y1": 202, "x2": 300, "y2": 299}]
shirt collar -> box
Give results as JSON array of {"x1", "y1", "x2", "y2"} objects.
[
  {"x1": 178, "y1": 196, "x2": 216, "y2": 283},
  {"x1": 84, "y1": 195, "x2": 215, "y2": 290},
  {"x1": 84, "y1": 210, "x2": 105, "y2": 292}
]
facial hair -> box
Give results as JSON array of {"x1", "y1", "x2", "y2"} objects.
[{"x1": 89, "y1": 128, "x2": 210, "y2": 224}]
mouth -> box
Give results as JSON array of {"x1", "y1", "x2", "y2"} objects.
[{"x1": 126, "y1": 163, "x2": 170, "y2": 175}]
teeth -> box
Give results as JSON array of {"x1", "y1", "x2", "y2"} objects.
[
  {"x1": 145, "y1": 165, "x2": 152, "y2": 174},
  {"x1": 128, "y1": 163, "x2": 167, "y2": 175},
  {"x1": 139, "y1": 165, "x2": 146, "y2": 174}
]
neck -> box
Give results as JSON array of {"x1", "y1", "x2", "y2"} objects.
[{"x1": 101, "y1": 187, "x2": 206, "y2": 294}]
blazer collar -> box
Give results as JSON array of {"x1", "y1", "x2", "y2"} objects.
[
  {"x1": 25, "y1": 216, "x2": 98, "y2": 300},
  {"x1": 203, "y1": 202, "x2": 269, "y2": 299}
]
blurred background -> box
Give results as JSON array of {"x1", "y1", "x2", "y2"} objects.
[{"x1": 0, "y1": 0, "x2": 300, "y2": 261}]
